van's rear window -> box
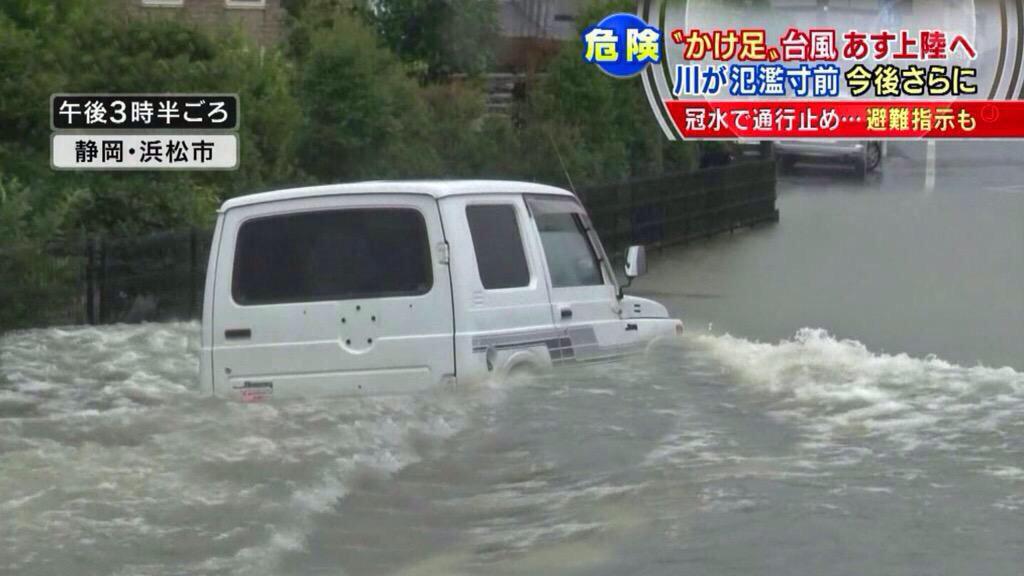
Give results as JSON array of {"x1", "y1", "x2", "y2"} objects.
[{"x1": 232, "y1": 208, "x2": 433, "y2": 305}]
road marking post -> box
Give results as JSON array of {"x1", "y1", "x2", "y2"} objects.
[{"x1": 925, "y1": 140, "x2": 936, "y2": 191}]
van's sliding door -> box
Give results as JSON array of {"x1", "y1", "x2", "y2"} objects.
[{"x1": 210, "y1": 194, "x2": 455, "y2": 400}]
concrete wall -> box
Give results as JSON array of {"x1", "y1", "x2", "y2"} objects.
[
  {"x1": 499, "y1": 0, "x2": 584, "y2": 40},
  {"x1": 125, "y1": 0, "x2": 285, "y2": 46}
]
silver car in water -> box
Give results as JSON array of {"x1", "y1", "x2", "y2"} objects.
[{"x1": 774, "y1": 140, "x2": 882, "y2": 178}]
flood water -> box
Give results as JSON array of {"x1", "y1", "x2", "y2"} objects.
[{"x1": 2, "y1": 142, "x2": 1022, "y2": 575}]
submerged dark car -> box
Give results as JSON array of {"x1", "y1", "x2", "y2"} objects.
[{"x1": 774, "y1": 140, "x2": 883, "y2": 178}]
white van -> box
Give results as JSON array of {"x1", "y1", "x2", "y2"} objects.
[{"x1": 200, "y1": 181, "x2": 683, "y2": 400}]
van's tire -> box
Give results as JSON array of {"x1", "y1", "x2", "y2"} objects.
[{"x1": 505, "y1": 362, "x2": 541, "y2": 384}]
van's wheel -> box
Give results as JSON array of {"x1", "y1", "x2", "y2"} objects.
[
  {"x1": 505, "y1": 363, "x2": 540, "y2": 384},
  {"x1": 866, "y1": 142, "x2": 882, "y2": 172}
]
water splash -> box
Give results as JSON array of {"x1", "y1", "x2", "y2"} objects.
[
  {"x1": 689, "y1": 328, "x2": 1024, "y2": 453},
  {"x1": 0, "y1": 323, "x2": 475, "y2": 576}
]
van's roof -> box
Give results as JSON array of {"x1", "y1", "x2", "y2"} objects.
[{"x1": 220, "y1": 180, "x2": 575, "y2": 212}]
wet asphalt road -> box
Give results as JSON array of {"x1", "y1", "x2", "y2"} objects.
[{"x1": 637, "y1": 141, "x2": 1024, "y2": 370}]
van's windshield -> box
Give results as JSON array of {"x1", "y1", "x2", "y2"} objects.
[
  {"x1": 534, "y1": 211, "x2": 603, "y2": 288},
  {"x1": 528, "y1": 197, "x2": 608, "y2": 288}
]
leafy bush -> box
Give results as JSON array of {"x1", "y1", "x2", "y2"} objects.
[
  {"x1": 0, "y1": 176, "x2": 82, "y2": 329},
  {"x1": 516, "y1": 0, "x2": 697, "y2": 186},
  {"x1": 418, "y1": 81, "x2": 526, "y2": 178},
  {"x1": 294, "y1": 8, "x2": 441, "y2": 181},
  {"x1": 0, "y1": 0, "x2": 302, "y2": 235},
  {"x1": 367, "y1": 0, "x2": 500, "y2": 80}
]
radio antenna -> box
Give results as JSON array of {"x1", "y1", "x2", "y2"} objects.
[{"x1": 545, "y1": 127, "x2": 578, "y2": 196}]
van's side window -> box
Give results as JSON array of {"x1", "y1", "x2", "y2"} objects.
[
  {"x1": 232, "y1": 208, "x2": 432, "y2": 305},
  {"x1": 533, "y1": 210, "x2": 604, "y2": 288},
  {"x1": 465, "y1": 204, "x2": 530, "y2": 289}
]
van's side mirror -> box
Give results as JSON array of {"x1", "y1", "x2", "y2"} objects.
[
  {"x1": 624, "y1": 245, "x2": 647, "y2": 279},
  {"x1": 618, "y1": 245, "x2": 647, "y2": 300}
]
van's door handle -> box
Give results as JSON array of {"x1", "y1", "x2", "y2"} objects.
[
  {"x1": 625, "y1": 323, "x2": 638, "y2": 331},
  {"x1": 560, "y1": 308, "x2": 573, "y2": 319},
  {"x1": 225, "y1": 328, "x2": 251, "y2": 340}
]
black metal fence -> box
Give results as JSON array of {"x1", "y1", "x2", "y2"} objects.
[
  {"x1": 581, "y1": 160, "x2": 778, "y2": 254},
  {"x1": 0, "y1": 161, "x2": 776, "y2": 331},
  {"x1": 0, "y1": 237, "x2": 88, "y2": 330},
  {"x1": 1, "y1": 229, "x2": 212, "y2": 331},
  {"x1": 85, "y1": 228, "x2": 213, "y2": 325}
]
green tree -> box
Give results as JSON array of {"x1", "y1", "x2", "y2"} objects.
[
  {"x1": 368, "y1": 0, "x2": 500, "y2": 80},
  {"x1": 518, "y1": 0, "x2": 696, "y2": 186},
  {"x1": 418, "y1": 81, "x2": 525, "y2": 178},
  {"x1": 295, "y1": 9, "x2": 441, "y2": 181}
]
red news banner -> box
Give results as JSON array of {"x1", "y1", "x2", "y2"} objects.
[
  {"x1": 666, "y1": 100, "x2": 1023, "y2": 139},
  {"x1": 655, "y1": 25, "x2": 1017, "y2": 139}
]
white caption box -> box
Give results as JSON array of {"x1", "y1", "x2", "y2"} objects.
[{"x1": 52, "y1": 134, "x2": 238, "y2": 170}]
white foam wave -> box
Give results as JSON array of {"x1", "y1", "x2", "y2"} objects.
[
  {"x1": 689, "y1": 328, "x2": 1024, "y2": 453},
  {"x1": 0, "y1": 322, "x2": 477, "y2": 576}
]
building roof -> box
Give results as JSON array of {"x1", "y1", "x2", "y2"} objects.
[{"x1": 220, "y1": 180, "x2": 575, "y2": 211}]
